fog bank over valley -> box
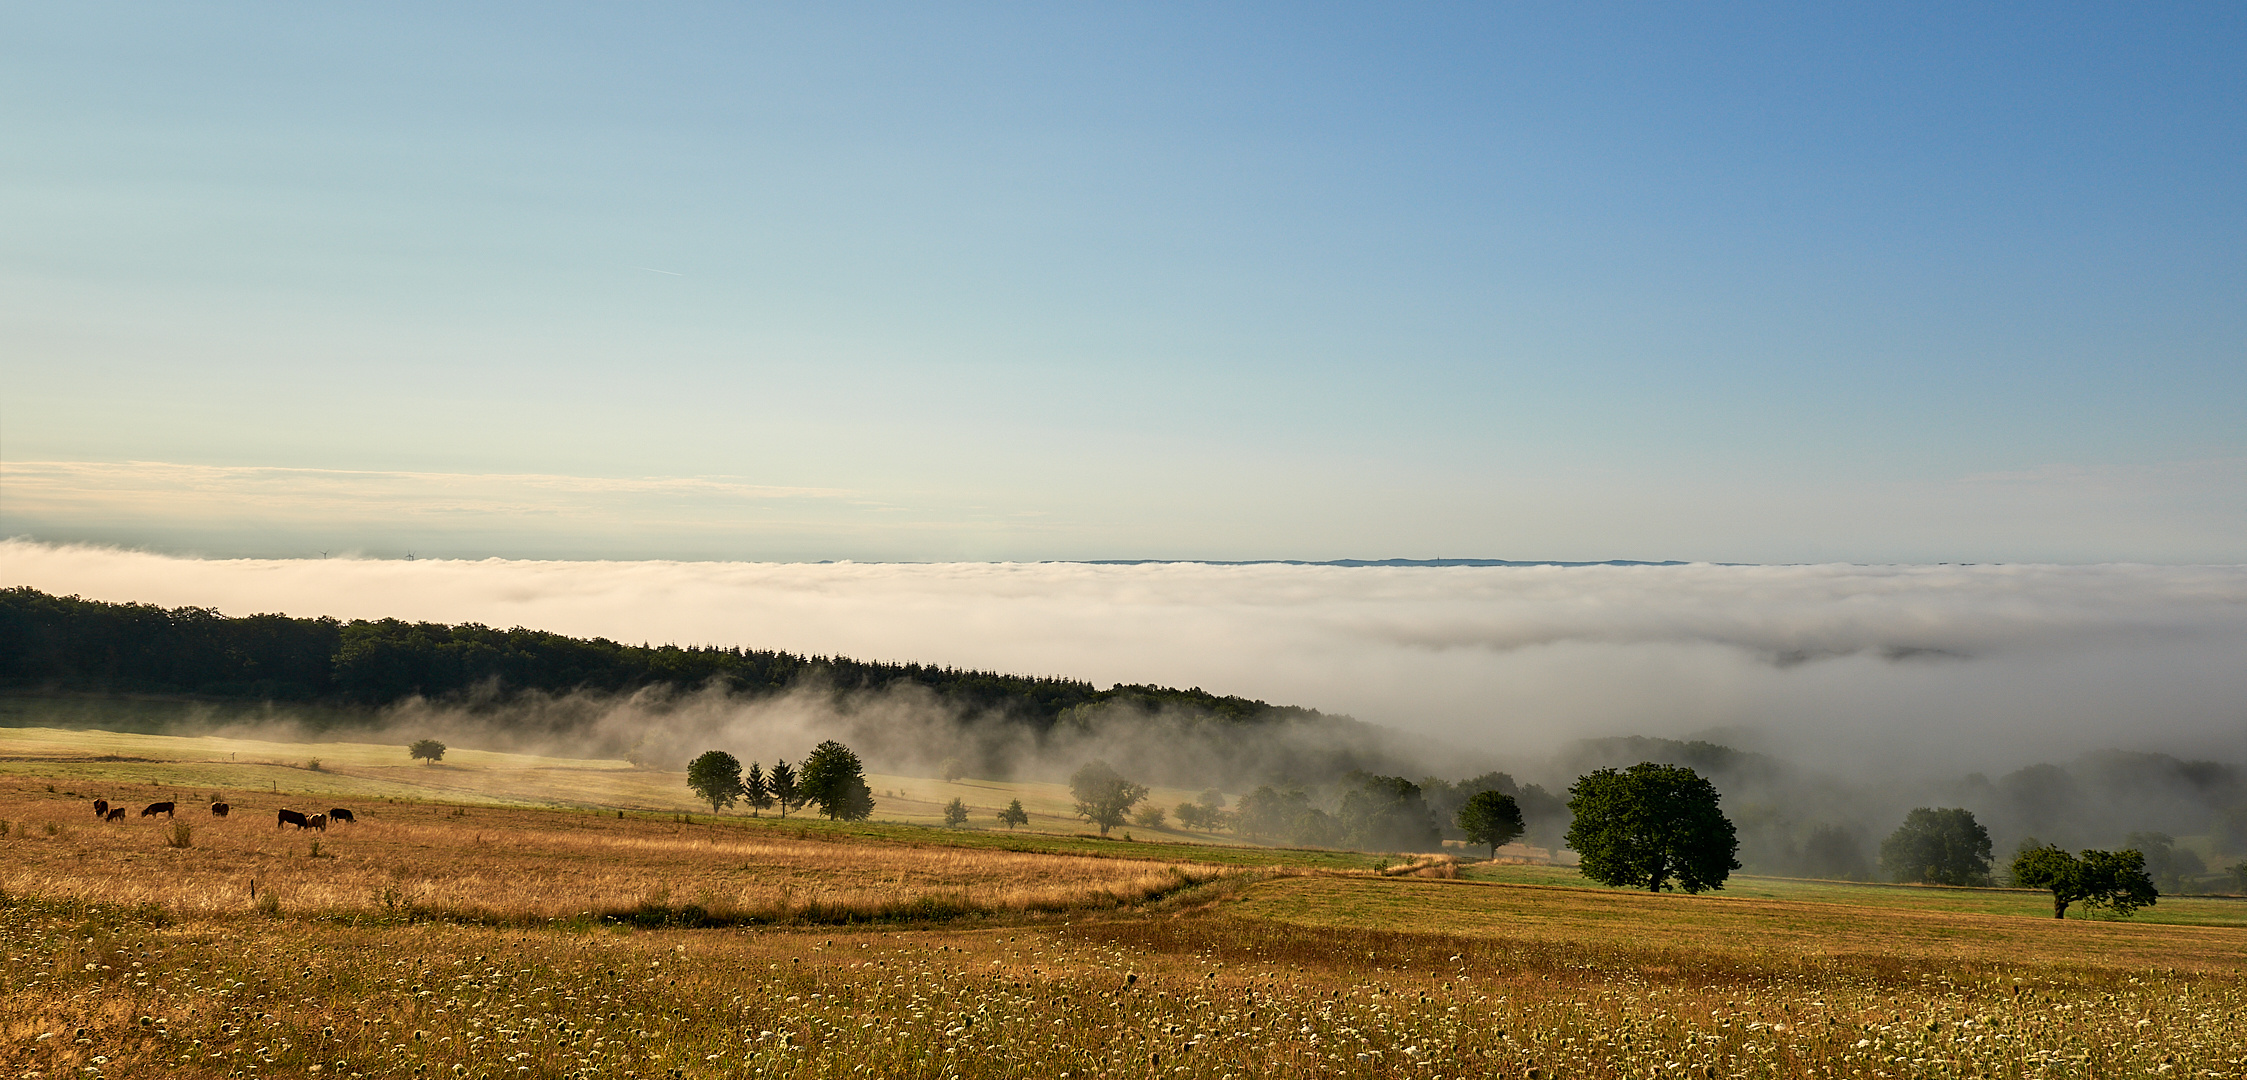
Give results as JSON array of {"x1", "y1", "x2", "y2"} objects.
[{"x1": 6, "y1": 540, "x2": 2241, "y2": 776}]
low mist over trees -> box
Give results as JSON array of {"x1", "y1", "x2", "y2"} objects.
[
  {"x1": 1881, "y1": 808, "x2": 1993, "y2": 886},
  {"x1": 1336, "y1": 774, "x2": 1441, "y2": 852},
  {"x1": 1796, "y1": 824, "x2": 1872, "y2": 880},
  {"x1": 11, "y1": 588, "x2": 2247, "y2": 876},
  {"x1": 1566, "y1": 763, "x2": 1740, "y2": 894},
  {"x1": 1456, "y1": 790, "x2": 1525, "y2": 858},
  {"x1": 1234, "y1": 785, "x2": 1337, "y2": 847},
  {"x1": 2124, "y1": 831, "x2": 2206, "y2": 894},
  {"x1": 1069, "y1": 760, "x2": 1148, "y2": 836},
  {"x1": 0, "y1": 586, "x2": 1337, "y2": 735},
  {"x1": 1, "y1": 586, "x2": 1426, "y2": 793}
]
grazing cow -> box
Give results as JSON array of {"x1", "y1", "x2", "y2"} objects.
[
  {"x1": 211, "y1": 802, "x2": 231, "y2": 817},
  {"x1": 104, "y1": 807, "x2": 126, "y2": 823},
  {"x1": 94, "y1": 799, "x2": 109, "y2": 818},
  {"x1": 306, "y1": 813, "x2": 328, "y2": 831},
  {"x1": 277, "y1": 808, "x2": 309, "y2": 829},
  {"x1": 141, "y1": 801, "x2": 176, "y2": 818},
  {"x1": 326, "y1": 807, "x2": 355, "y2": 824}
]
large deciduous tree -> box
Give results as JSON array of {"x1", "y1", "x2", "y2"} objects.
[
  {"x1": 1069, "y1": 760, "x2": 1148, "y2": 836},
  {"x1": 1565, "y1": 763, "x2": 1740, "y2": 894},
  {"x1": 2022, "y1": 844, "x2": 2157, "y2": 916},
  {"x1": 800, "y1": 740, "x2": 875, "y2": 821},
  {"x1": 1456, "y1": 789, "x2": 1525, "y2": 859},
  {"x1": 686, "y1": 750, "x2": 744, "y2": 813},
  {"x1": 408, "y1": 738, "x2": 445, "y2": 764},
  {"x1": 2011, "y1": 842, "x2": 2159, "y2": 919},
  {"x1": 1879, "y1": 807, "x2": 1993, "y2": 886}
]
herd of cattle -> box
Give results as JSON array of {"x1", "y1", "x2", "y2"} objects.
[{"x1": 91, "y1": 797, "x2": 358, "y2": 831}]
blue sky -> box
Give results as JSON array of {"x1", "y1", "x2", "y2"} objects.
[{"x1": 3, "y1": 3, "x2": 2241, "y2": 562}]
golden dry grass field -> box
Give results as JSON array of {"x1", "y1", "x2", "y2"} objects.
[
  {"x1": 0, "y1": 725, "x2": 1264, "y2": 843},
  {"x1": 3, "y1": 727, "x2": 2243, "y2": 1080}
]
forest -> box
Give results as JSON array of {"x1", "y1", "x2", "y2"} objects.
[{"x1": 0, "y1": 586, "x2": 1322, "y2": 729}]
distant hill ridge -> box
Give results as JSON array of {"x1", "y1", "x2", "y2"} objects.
[{"x1": 0, "y1": 586, "x2": 1328, "y2": 729}]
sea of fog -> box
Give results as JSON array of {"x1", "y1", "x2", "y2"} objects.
[{"x1": 3, "y1": 540, "x2": 2243, "y2": 773}]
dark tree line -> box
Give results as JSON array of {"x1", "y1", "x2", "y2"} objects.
[{"x1": 0, "y1": 588, "x2": 1323, "y2": 731}]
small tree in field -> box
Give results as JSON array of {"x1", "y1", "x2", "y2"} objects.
[
  {"x1": 1566, "y1": 763, "x2": 1739, "y2": 894},
  {"x1": 409, "y1": 739, "x2": 446, "y2": 764},
  {"x1": 997, "y1": 798, "x2": 1029, "y2": 830},
  {"x1": 940, "y1": 757, "x2": 966, "y2": 782},
  {"x1": 1456, "y1": 789, "x2": 1525, "y2": 858},
  {"x1": 1174, "y1": 802, "x2": 1208, "y2": 830},
  {"x1": 1069, "y1": 760, "x2": 1148, "y2": 836},
  {"x1": 768, "y1": 760, "x2": 801, "y2": 820},
  {"x1": 1132, "y1": 803, "x2": 1167, "y2": 829},
  {"x1": 686, "y1": 750, "x2": 744, "y2": 813},
  {"x1": 744, "y1": 761, "x2": 774, "y2": 816},
  {"x1": 943, "y1": 797, "x2": 970, "y2": 827},
  {"x1": 2011, "y1": 842, "x2": 2159, "y2": 919}
]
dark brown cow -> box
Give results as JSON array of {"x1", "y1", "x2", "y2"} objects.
[
  {"x1": 326, "y1": 807, "x2": 355, "y2": 824},
  {"x1": 306, "y1": 813, "x2": 328, "y2": 831},
  {"x1": 141, "y1": 801, "x2": 175, "y2": 818},
  {"x1": 94, "y1": 799, "x2": 109, "y2": 818},
  {"x1": 277, "y1": 808, "x2": 310, "y2": 829},
  {"x1": 211, "y1": 802, "x2": 231, "y2": 817},
  {"x1": 104, "y1": 807, "x2": 126, "y2": 823}
]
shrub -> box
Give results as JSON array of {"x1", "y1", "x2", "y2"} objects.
[{"x1": 166, "y1": 821, "x2": 193, "y2": 849}]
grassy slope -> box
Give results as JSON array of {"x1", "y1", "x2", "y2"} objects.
[
  {"x1": 0, "y1": 726, "x2": 1385, "y2": 871},
  {"x1": 5, "y1": 726, "x2": 2245, "y2": 1079}
]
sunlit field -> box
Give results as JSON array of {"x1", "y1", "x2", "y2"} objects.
[
  {"x1": 0, "y1": 776, "x2": 1241, "y2": 925},
  {"x1": 3, "y1": 728, "x2": 2243, "y2": 1080},
  {"x1": 0, "y1": 724, "x2": 1262, "y2": 841}
]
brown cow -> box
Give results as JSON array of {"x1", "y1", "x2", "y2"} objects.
[
  {"x1": 277, "y1": 808, "x2": 310, "y2": 829},
  {"x1": 211, "y1": 802, "x2": 231, "y2": 817},
  {"x1": 94, "y1": 799, "x2": 109, "y2": 818},
  {"x1": 326, "y1": 807, "x2": 355, "y2": 824},
  {"x1": 306, "y1": 813, "x2": 328, "y2": 831},
  {"x1": 104, "y1": 808, "x2": 126, "y2": 822},
  {"x1": 141, "y1": 801, "x2": 176, "y2": 818}
]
